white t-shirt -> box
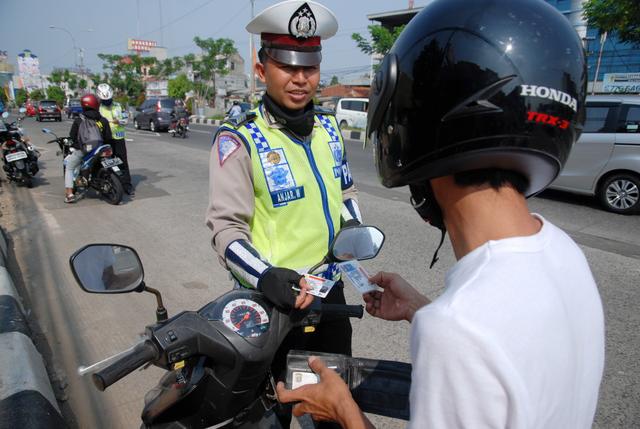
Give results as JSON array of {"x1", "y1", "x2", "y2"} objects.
[{"x1": 409, "y1": 215, "x2": 604, "y2": 428}]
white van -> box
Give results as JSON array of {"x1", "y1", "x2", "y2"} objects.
[{"x1": 335, "y1": 98, "x2": 368, "y2": 130}]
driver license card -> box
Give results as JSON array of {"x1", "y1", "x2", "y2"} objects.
[
  {"x1": 338, "y1": 260, "x2": 378, "y2": 294},
  {"x1": 291, "y1": 371, "x2": 319, "y2": 389},
  {"x1": 302, "y1": 274, "x2": 335, "y2": 298}
]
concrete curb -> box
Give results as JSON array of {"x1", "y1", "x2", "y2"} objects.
[
  {"x1": 188, "y1": 116, "x2": 366, "y2": 142},
  {"x1": 0, "y1": 228, "x2": 67, "y2": 428}
]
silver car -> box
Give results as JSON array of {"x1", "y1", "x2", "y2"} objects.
[{"x1": 549, "y1": 95, "x2": 640, "y2": 214}]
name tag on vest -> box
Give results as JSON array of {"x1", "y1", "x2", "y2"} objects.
[{"x1": 271, "y1": 186, "x2": 305, "y2": 206}]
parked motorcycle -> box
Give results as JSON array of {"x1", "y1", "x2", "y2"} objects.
[
  {"x1": 43, "y1": 128, "x2": 125, "y2": 205},
  {"x1": 170, "y1": 116, "x2": 189, "y2": 139},
  {"x1": 70, "y1": 226, "x2": 411, "y2": 428},
  {"x1": 1, "y1": 109, "x2": 39, "y2": 187}
]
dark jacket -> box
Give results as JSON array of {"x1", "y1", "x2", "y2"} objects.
[
  {"x1": 172, "y1": 106, "x2": 189, "y2": 120},
  {"x1": 69, "y1": 109, "x2": 113, "y2": 151}
]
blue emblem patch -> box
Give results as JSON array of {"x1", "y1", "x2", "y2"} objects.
[
  {"x1": 218, "y1": 134, "x2": 241, "y2": 166},
  {"x1": 259, "y1": 148, "x2": 304, "y2": 207}
]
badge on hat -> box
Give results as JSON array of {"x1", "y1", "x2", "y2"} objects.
[{"x1": 289, "y1": 3, "x2": 317, "y2": 39}]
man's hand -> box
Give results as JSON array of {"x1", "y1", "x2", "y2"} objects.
[
  {"x1": 364, "y1": 272, "x2": 430, "y2": 322},
  {"x1": 258, "y1": 267, "x2": 314, "y2": 311},
  {"x1": 276, "y1": 357, "x2": 372, "y2": 428},
  {"x1": 112, "y1": 119, "x2": 119, "y2": 125}
]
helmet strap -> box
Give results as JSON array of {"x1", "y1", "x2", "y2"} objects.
[{"x1": 409, "y1": 183, "x2": 446, "y2": 268}]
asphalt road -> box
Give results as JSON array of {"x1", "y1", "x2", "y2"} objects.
[{"x1": 0, "y1": 116, "x2": 638, "y2": 428}]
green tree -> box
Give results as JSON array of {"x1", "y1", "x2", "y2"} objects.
[
  {"x1": 150, "y1": 57, "x2": 186, "y2": 79},
  {"x1": 97, "y1": 53, "x2": 156, "y2": 104},
  {"x1": 189, "y1": 36, "x2": 237, "y2": 107},
  {"x1": 168, "y1": 73, "x2": 193, "y2": 100},
  {"x1": 29, "y1": 89, "x2": 45, "y2": 101},
  {"x1": 352, "y1": 25, "x2": 406, "y2": 57},
  {"x1": 47, "y1": 86, "x2": 66, "y2": 106},
  {"x1": 78, "y1": 79, "x2": 88, "y2": 92},
  {"x1": 15, "y1": 88, "x2": 28, "y2": 106},
  {"x1": 330, "y1": 75, "x2": 340, "y2": 86},
  {"x1": 50, "y1": 70, "x2": 64, "y2": 86},
  {"x1": 584, "y1": 0, "x2": 640, "y2": 45}
]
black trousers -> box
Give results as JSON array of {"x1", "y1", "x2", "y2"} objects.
[
  {"x1": 271, "y1": 281, "x2": 352, "y2": 429},
  {"x1": 111, "y1": 138, "x2": 132, "y2": 187}
]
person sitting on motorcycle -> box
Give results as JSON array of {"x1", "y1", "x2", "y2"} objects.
[
  {"x1": 169, "y1": 100, "x2": 189, "y2": 133},
  {"x1": 65, "y1": 94, "x2": 112, "y2": 203},
  {"x1": 227, "y1": 100, "x2": 242, "y2": 119}
]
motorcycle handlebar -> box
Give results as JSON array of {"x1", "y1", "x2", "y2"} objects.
[
  {"x1": 320, "y1": 304, "x2": 364, "y2": 319},
  {"x1": 92, "y1": 340, "x2": 158, "y2": 391}
]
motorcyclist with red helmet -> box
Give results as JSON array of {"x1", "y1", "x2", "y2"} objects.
[
  {"x1": 277, "y1": 0, "x2": 604, "y2": 427},
  {"x1": 64, "y1": 94, "x2": 112, "y2": 203}
]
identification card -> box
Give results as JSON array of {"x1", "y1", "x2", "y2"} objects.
[
  {"x1": 338, "y1": 261, "x2": 378, "y2": 294},
  {"x1": 303, "y1": 274, "x2": 335, "y2": 298},
  {"x1": 291, "y1": 371, "x2": 319, "y2": 389}
]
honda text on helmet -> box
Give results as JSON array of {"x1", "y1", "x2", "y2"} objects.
[
  {"x1": 368, "y1": 0, "x2": 587, "y2": 203},
  {"x1": 96, "y1": 83, "x2": 114, "y2": 106},
  {"x1": 80, "y1": 94, "x2": 100, "y2": 111}
]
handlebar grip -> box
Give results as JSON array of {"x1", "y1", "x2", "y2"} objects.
[
  {"x1": 92, "y1": 341, "x2": 157, "y2": 391},
  {"x1": 320, "y1": 304, "x2": 364, "y2": 319}
]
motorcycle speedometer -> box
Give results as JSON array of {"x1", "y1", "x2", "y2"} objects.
[{"x1": 222, "y1": 299, "x2": 270, "y2": 338}]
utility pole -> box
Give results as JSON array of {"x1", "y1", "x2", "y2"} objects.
[
  {"x1": 250, "y1": 0, "x2": 255, "y2": 103},
  {"x1": 592, "y1": 31, "x2": 607, "y2": 95},
  {"x1": 159, "y1": 0, "x2": 164, "y2": 47}
]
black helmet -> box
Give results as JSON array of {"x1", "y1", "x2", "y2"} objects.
[{"x1": 368, "y1": 0, "x2": 587, "y2": 196}]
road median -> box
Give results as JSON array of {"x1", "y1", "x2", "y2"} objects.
[{"x1": 0, "y1": 228, "x2": 67, "y2": 428}]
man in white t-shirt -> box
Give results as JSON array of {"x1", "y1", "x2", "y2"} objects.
[{"x1": 275, "y1": 0, "x2": 605, "y2": 427}]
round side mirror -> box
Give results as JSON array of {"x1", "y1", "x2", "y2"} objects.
[
  {"x1": 1, "y1": 112, "x2": 8, "y2": 119},
  {"x1": 19, "y1": 107, "x2": 26, "y2": 114},
  {"x1": 331, "y1": 225, "x2": 385, "y2": 262},
  {"x1": 70, "y1": 244, "x2": 144, "y2": 294}
]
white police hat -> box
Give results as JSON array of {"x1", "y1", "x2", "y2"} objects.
[{"x1": 247, "y1": 1, "x2": 338, "y2": 66}]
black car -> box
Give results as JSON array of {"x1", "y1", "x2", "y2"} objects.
[
  {"x1": 133, "y1": 97, "x2": 176, "y2": 132},
  {"x1": 36, "y1": 100, "x2": 62, "y2": 122}
]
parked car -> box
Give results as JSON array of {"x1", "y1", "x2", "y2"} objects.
[
  {"x1": 133, "y1": 97, "x2": 176, "y2": 132},
  {"x1": 65, "y1": 99, "x2": 82, "y2": 119},
  {"x1": 549, "y1": 95, "x2": 640, "y2": 214},
  {"x1": 335, "y1": 97, "x2": 368, "y2": 130},
  {"x1": 35, "y1": 100, "x2": 62, "y2": 122}
]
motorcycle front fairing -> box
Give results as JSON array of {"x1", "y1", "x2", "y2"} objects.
[{"x1": 141, "y1": 289, "x2": 297, "y2": 428}]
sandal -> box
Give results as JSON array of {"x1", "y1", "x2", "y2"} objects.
[{"x1": 64, "y1": 194, "x2": 77, "y2": 203}]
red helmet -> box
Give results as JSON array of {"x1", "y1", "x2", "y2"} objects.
[{"x1": 80, "y1": 94, "x2": 100, "y2": 111}]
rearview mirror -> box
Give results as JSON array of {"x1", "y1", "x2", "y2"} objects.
[
  {"x1": 331, "y1": 225, "x2": 385, "y2": 262},
  {"x1": 69, "y1": 244, "x2": 144, "y2": 294},
  {"x1": 19, "y1": 107, "x2": 26, "y2": 114},
  {"x1": 1, "y1": 112, "x2": 8, "y2": 119}
]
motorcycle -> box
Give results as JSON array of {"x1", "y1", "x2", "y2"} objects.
[
  {"x1": 43, "y1": 128, "x2": 125, "y2": 205},
  {"x1": 170, "y1": 116, "x2": 189, "y2": 139},
  {"x1": 1, "y1": 109, "x2": 40, "y2": 187},
  {"x1": 70, "y1": 225, "x2": 411, "y2": 428}
]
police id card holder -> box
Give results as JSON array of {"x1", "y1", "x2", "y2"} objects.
[{"x1": 245, "y1": 122, "x2": 304, "y2": 207}]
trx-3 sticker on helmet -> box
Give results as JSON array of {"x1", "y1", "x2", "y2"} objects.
[
  {"x1": 289, "y1": 3, "x2": 317, "y2": 39},
  {"x1": 520, "y1": 85, "x2": 578, "y2": 112},
  {"x1": 526, "y1": 111, "x2": 570, "y2": 129}
]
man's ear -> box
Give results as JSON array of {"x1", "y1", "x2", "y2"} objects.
[{"x1": 255, "y1": 62, "x2": 267, "y2": 84}]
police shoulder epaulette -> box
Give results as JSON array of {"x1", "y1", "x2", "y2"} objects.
[
  {"x1": 225, "y1": 111, "x2": 257, "y2": 129},
  {"x1": 314, "y1": 105, "x2": 335, "y2": 116}
]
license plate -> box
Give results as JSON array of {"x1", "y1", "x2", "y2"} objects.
[
  {"x1": 101, "y1": 157, "x2": 123, "y2": 168},
  {"x1": 6, "y1": 151, "x2": 27, "y2": 162}
]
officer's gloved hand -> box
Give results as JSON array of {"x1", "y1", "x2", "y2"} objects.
[{"x1": 258, "y1": 267, "x2": 303, "y2": 311}]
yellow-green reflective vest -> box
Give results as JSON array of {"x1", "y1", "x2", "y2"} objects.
[
  {"x1": 100, "y1": 103, "x2": 126, "y2": 139},
  {"x1": 231, "y1": 108, "x2": 346, "y2": 280}
]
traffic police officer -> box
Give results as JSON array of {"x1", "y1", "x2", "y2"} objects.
[
  {"x1": 205, "y1": 1, "x2": 361, "y2": 427},
  {"x1": 97, "y1": 83, "x2": 134, "y2": 195}
]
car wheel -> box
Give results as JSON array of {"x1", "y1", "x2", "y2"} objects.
[
  {"x1": 134, "y1": 119, "x2": 140, "y2": 130},
  {"x1": 598, "y1": 173, "x2": 640, "y2": 214},
  {"x1": 339, "y1": 120, "x2": 348, "y2": 129},
  {"x1": 149, "y1": 120, "x2": 156, "y2": 132}
]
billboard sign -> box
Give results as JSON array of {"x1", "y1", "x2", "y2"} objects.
[
  {"x1": 128, "y1": 39, "x2": 157, "y2": 52},
  {"x1": 603, "y1": 73, "x2": 640, "y2": 94}
]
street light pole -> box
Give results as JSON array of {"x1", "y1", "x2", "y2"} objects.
[{"x1": 49, "y1": 25, "x2": 78, "y2": 70}]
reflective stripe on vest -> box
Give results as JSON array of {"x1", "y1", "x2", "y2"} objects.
[
  {"x1": 233, "y1": 107, "x2": 345, "y2": 280},
  {"x1": 100, "y1": 104, "x2": 125, "y2": 139}
]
